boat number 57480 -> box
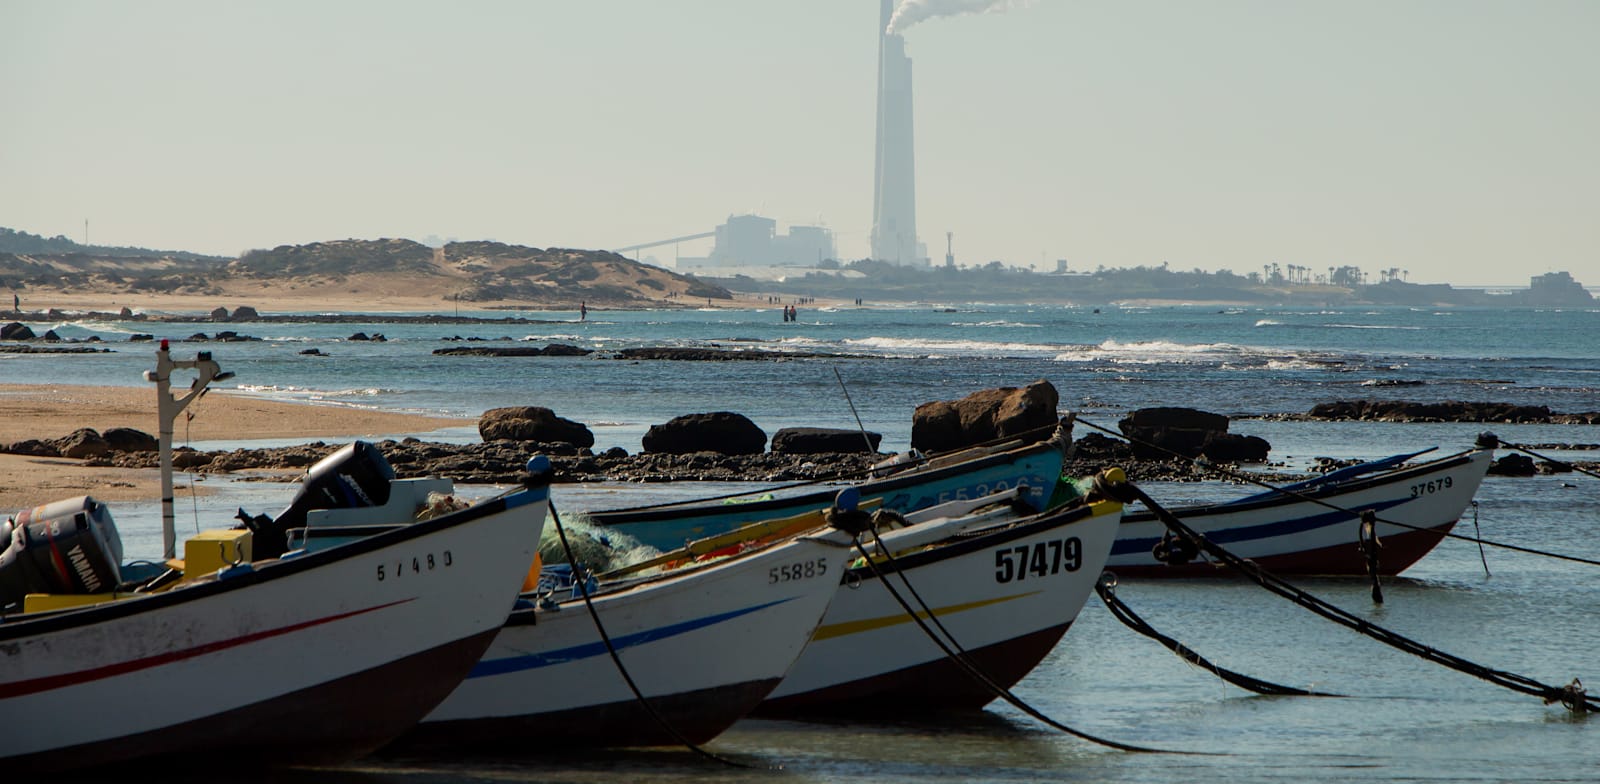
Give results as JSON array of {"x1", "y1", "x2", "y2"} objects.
[{"x1": 994, "y1": 538, "x2": 1082, "y2": 583}]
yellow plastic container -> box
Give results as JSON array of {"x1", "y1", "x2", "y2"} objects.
[
  {"x1": 184, "y1": 529, "x2": 254, "y2": 579},
  {"x1": 23, "y1": 592, "x2": 125, "y2": 613}
]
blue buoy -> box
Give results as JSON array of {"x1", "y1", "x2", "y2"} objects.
[{"x1": 834, "y1": 487, "x2": 860, "y2": 512}]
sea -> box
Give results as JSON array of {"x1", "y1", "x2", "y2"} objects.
[{"x1": 4, "y1": 302, "x2": 1598, "y2": 783}]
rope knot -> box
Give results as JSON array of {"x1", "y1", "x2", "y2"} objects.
[{"x1": 1544, "y1": 678, "x2": 1588, "y2": 713}]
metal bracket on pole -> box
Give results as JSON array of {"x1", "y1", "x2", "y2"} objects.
[{"x1": 144, "y1": 339, "x2": 235, "y2": 560}]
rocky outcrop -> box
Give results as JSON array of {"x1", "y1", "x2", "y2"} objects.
[
  {"x1": 1118, "y1": 407, "x2": 1271, "y2": 463},
  {"x1": 910, "y1": 380, "x2": 1059, "y2": 454},
  {"x1": 102, "y1": 427, "x2": 158, "y2": 453},
  {"x1": 1308, "y1": 400, "x2": 1560, "y2": 423},
  {"x1": 53, "y1": 428, "x2": 110, "y2": 459},
  {"x1": 770, "y1": 427, "x2": 882, "y2": 454},
  {"x1": 2, "y1": 322, "x2": 35, "y2": 340},
  {"x1": 478, "y1": 406, "x2": 595, "y2": 448},
  {"x1": 434, "y1": 343, "x2": 592, "y2": 357},
  {"x1": 642, "y1": 412, "x2": 767, "y2": 455}
]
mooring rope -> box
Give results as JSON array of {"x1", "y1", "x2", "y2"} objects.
[
  {"x1": 548, "y1": 502, "x2": 760, "y2": 768},
  {"x1": 1117, "y1": 482, "x2": 1598, "y2": 714},
  {"x1": 1073, "y1": 416, "x2": 1600, "y2": 569},
  {"x1": 850, "y1": 526, "x2": 1207, "y2": 755},
  {"x1": 1093, "y1": 571, "x2": 1342, "y2": 698}
]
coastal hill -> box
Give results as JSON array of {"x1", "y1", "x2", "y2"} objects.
[{"x1": 0, "y1": 228, "x2": 731, "y2": 309}]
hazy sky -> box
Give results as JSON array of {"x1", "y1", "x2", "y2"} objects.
[{"x1": 3, "y1": 0, "x2": 1596, "y2": 286}]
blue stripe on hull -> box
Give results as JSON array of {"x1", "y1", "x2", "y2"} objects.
[
  {"x1": 469, "y1": 596, "x2": 794, "y2": 678},
  {"x1": 1112, "y1": 496, "x2": 1410, "y2": 557}
]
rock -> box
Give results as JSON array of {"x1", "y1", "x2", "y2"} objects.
[
  {"x1": 1118, "y1": 407, "x2": 1231, "y2": 459},
  {"x1": 1, "y1": 322, "x2": 35, "y2": 340},
  {"x1": 53, "y1": 428, "x2": 110, "y2": 459},
  {"x1": 642, "y1": 412, "x2": 767, "y2": 455},
  {"x1": 771, "y1": 427, "x2": 882, "y2": 454},
  {"x1": 1308, "y1": 400, "x2": 1554, "y2": 423},
  {"x1": 478, "y1": 406, "x2": 595, "y2": 448},
  {"x1": 120, "y1": 307, "x2": 135, "y2": 318},
  {"x1": 1488, "y1": 454, "x2": 1536, "y2": 476},
  {"x1": 910, "y1": 380, "x2": 1059, "y2": 454},
  {"x1": 210, "y1": 307, "x2": 230, "y2": 321},
  {"x1": 129, "y1": 333, "x2": 154, "y2": 341},
  {"x1": 300, "y1": 348, "x2": 327, "y2": 356},
  {"x1": 3, "y1": 439, "x2": 60, "y2": 457},
  {"x1": 348, "y1": 332, "x2": 371, "y2": 341},
  {"x1": 1199, "y1": 433, "x2": 1271, "y2": 463},
  {"x1": 102, "y1": 427, "x2": 158, "y2": 453},
  {"x1": 540, "y1": 343, "x2": 590, "y2": 356},
  {"x1": 40, "y1": 330, "x2": 60, "y2": 341},
  {"x1": 231, "y1": 305, "x2": 260, "y2": 320},
  {"x1": 187, "y1": 332, "x2": 209, "y2": 341}
]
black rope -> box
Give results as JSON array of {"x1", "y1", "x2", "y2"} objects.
[
  {"x1": 1094, "y1": 571, "x2": 1342, "y2": 698},
  {"x1": 1074, "y1": 416, "x2": 1600, "y2": 569},
  {"x1": 548, "y1": 502, "x2": 759, "y2": 768},
  {"x1": 853, "y1": 527, "x2": 1209, "y2": 755},
  {"x1": 1500, "y1": 441, "x2": 1600, "y2": 482},
  {"x1": 1117, "y1": 482, "x2": 1599, "y2": 714}
]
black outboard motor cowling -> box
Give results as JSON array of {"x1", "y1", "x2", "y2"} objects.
[
  {"x1": 0, "y1": 496, "x2": 124, "y2": 611},
  {"x1": 254, "y1": 441, "x2": 395, "y2": 560}
]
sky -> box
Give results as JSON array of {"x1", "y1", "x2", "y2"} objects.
[{"x1": 2, "y1": 0, "x2": 1597, "y2": 286}]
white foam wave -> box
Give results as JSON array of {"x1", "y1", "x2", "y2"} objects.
[
  {"x1": 1254, "y1": 319, "x2": 1282, "y2": 327},
  {"x1": 843, "y1": 336, "x2": 1064, "y2": 355}
]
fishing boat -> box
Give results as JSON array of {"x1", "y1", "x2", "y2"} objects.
[
  {"x1": 1108, "y1": 443, "x2": 1495, "y2": 576},
  {"x1": 585, "y1": 423, "x2": 1074, "y2": 552},
  {"x1": 405, "y1": 489, "x2": 1004, "y2": 749},
  {"x1": 755, "y1": 474, "x2": 1126, "y2": 716},
  {"x1": 0, "y1": 343, "x2": 552, "y2": 772}
]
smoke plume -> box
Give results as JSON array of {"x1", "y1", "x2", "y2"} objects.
[{"x1": 886, "y1": 0, "x2": 1035, "y2": 34}]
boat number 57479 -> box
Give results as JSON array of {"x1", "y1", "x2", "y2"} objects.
[{"x1": 994, "y1": 538, "x2": 1082, "y2": 583}]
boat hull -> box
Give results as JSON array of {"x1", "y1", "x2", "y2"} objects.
[
  {"x1": 757, "y1": 501, "x2": 1121, "y2": 715},
  {"x1": 411, "y1": 531, "x2": 856, "y2": 749},
  {"x1": 1109, "y1": 449, "x2": 1493, "y2": 577},
  {"x1": 589, "y1": 439, "x2": 1066, "y2": 552},
  {"x1": 0, "y1": 489, "x2": 547, "y2": 772}
]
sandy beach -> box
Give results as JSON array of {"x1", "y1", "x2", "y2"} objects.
[{"x1": 0, "y1": 383, "x2": 467, "y2": 511}]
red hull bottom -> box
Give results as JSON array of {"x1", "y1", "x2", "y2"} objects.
[
  {"x1": 394, "y1": 678, "x2": 781, "y2": 751},
  {"x1": 8, "y1": 628, "x2": 500, "y2": 774},
  {"x1": 754, "y1": 623, "x2": 1073, "y2": 717},
  {"x1": 1109, "y1": 523, "x2": 1458, "y2": 578}
]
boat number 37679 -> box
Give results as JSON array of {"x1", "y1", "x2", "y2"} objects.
[
  {"x1": 994, "y1": 538, "x2": 1083, "y2": 584},
  {"x1": 377, "y1": 550, "x2": 454, "y2": 581}
]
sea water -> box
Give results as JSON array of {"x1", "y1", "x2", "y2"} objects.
[{"x1": 4, "y1": 303, "x2": 1598, "y2": 782}]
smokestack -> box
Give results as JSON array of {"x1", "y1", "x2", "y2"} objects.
[{"x1": 871, "y1": 1, "x2": 919, "y2": 266}]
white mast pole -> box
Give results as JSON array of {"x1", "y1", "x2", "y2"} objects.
[{"x1": 144, "y1": 340, "x2": 233, "y2": 560}]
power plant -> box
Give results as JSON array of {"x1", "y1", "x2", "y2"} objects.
[{"x1": 871, "y1": 0, "x2": 928, "y2": 267}]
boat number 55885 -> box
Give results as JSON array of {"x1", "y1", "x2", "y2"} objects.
[{"x1": 994, "y1": 538, "x2": 1082, "y2": 583}]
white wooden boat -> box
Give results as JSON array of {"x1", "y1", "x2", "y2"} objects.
[
  {"x1": 407, "y1": 493, "x2": 994, "y2": 749},
  {"x1": 1109, "y1": 445, "x2": 1494, "y2": 576},
  {"x1": 0, "y1": 343, "x2": 551, "y2": 772},
  {"x1": 756, "y1": 482, "x2": 1125, "y2": 715}
]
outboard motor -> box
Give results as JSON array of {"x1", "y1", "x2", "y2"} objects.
[
  {"x1": 252, "y1": 441, "x2": 395, "y2": 560},
  {"x1": 0, "y1": 496, "x2": 124, "y2": 610}
]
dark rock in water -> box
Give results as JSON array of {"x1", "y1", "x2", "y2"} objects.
[
  {"x1": 643, "y1": 412, "x2": 767, "y2": 455},
  {"x1": 40, "y1": 329, "x2": 60, "y2": 341},
  {"x1": 187, "y1": 332, "x2": 209, "y2": 341},
  {"x1": 130, "y1": 333, "x2": 154, "y2": 341},
  {"x1": 102, "y1": 427, "x2": 157, "y2": 453},
  {"x1": 1488, "y1": 454, "x2": 1537, "y2": 476},
  {"x1": 300, "y1": 348, "x2": 327, "y2": 356},
  {"x1": 119, "y1": 307, "x2": 135, "y2": 318},
  {"x1": 53, "y1": 428, "x2": 110, "y2": 459},
  {"x1": 1, "y1": 322, "x2": 35, "y2": 340},
  {"x1": 614, "y1": 347, "x2": 829, "y2": 361},
  {"x1": 479, "y1": 406, "x2": 595, "y2": 448},
  {"x1": 231, "y1": 305, "x2": 260, "y2": 321},
  {"x1": 911, "y1": 379, "x2": 1059, "y2": 454},
  {"x1": 771, "y1": 427, "x2": 882, "y2": 454},
  {"x1": 348, "y1": 332, "x2": 372, "y2": 341},
  {"x1": 434, "y1": 343, "x2": 593, "y2": 357},
  {"x1": 1308, "y1": 400, "x2": 1554, "y2": 423},
  {"x1": 1200, "y1": 433, "x2": 1272, "y2": 463},
  {"x1": 600, "y1": 446, "x2": 629, "y2": 459},
  {"x1": 209, "y1": 306, "x2": 230, "y2": 321},
  {"x1": 1117, "y1": 407, "x2": 1230, "y2": 460}
]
